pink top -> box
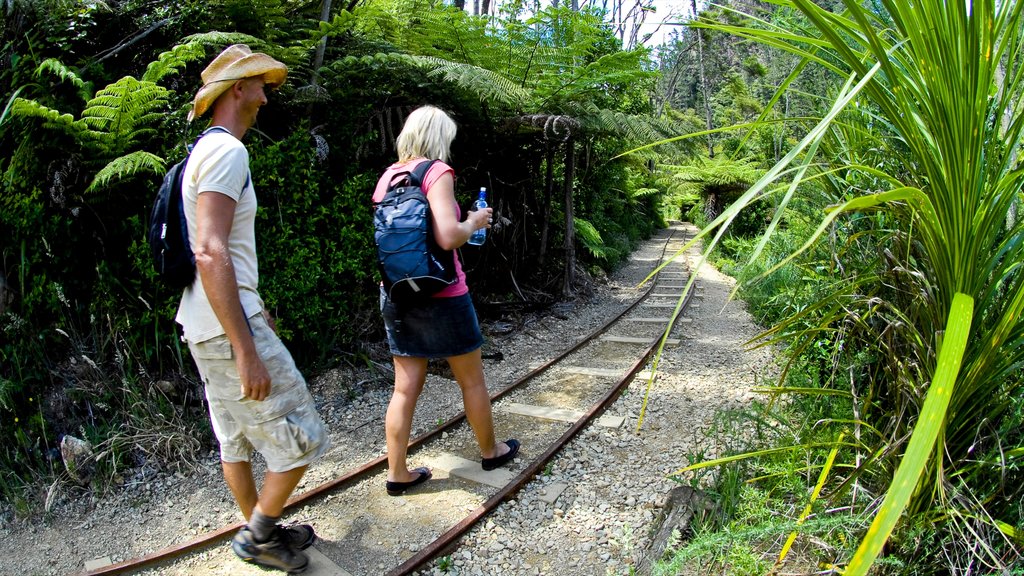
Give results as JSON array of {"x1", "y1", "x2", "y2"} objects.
[{"x1": 373, "y1": 159, "x2": 468, "y2": 297}]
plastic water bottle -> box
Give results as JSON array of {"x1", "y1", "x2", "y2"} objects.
[{"x1": 467, "y1": 187, "x2": 488, "y2": 246}]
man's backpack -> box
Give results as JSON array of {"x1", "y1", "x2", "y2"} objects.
[
  {"x1": 148, "y1": 126, "x2": 237, "y2": 289},
  {"x1": 373, "y1": 160, "x2": 457, "y2": 302}
]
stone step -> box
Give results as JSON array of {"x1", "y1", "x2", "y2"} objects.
[
  {"x1": 427, "y1": 454, "x2": 516, "y2": 489},
  {"x1": 600, "y1": 335, "x2": 681, "y2": 345},
  {"x1": 501, "y1": 402, "x2": 625, "y2": 429},
  {"x1": 561, "y1": 366, "x2": 655, "y2": 380},
  {"x1": 626, "y1": 317, "x2": 692, "y2": 323},
  {"x1": 306, "y1": 547, "x2": 356, "y2": 576}
]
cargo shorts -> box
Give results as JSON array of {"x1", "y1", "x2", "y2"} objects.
[{"x1": 188, "y1": 313, "x2": 329, "y2": 472}]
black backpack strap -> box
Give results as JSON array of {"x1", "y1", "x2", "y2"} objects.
[
  {"x1": 187, "y1": 126, "x2": 251, "y2": 196},
  {"x1": 408, "y1": 159, "x2": 438, "y2": 189},
  {"x1": 188, "y1": 125, "x2": 232, "y2": 151}
]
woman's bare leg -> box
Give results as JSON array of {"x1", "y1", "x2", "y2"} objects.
[
  {"x1": 386, "y1": 355, "x2": 429, "y2": 482},
  {"x1": 447, "y1": 349, "x2": 510, "y2": 459}
]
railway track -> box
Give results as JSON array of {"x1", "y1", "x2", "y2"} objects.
[{"x1": 81, "y1": 223, "x2": 701, "y2": 576}]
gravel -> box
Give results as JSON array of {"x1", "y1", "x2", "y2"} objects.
[{"x1": 1, "y1": 223, "x2": 774, "y2": 576}]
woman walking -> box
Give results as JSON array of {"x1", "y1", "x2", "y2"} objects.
[{"x1": 373, "y1": 106, "x2": 519, "y2": 496}]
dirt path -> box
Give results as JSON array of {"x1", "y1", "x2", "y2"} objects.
[{"x1": 4, "y1": 224, "x2": 774, "y2": 576}]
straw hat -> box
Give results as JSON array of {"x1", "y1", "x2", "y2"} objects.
[{"x1": 188, "y1": 44, "x2": 288, "y2": 121}]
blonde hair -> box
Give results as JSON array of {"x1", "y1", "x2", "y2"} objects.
[{"x1": 396, "y1": 106, "x2": 457, "y2": 163}]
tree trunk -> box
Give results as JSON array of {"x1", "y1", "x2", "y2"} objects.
[
  {"x1": 562, "y1": 138, "x2": 576, "y2": 297},
  {"x1": 538, "y1": 143, "x2": 555, "y2": 268},
  {"x1": 310, "y1": 0, "x2": 333, "y2": 87},
  {"x1": 692, "y1": 0, "x2": 714, "y2": 157},
  {"x1": 482, "y1": 0, "x2": 492, "y2": 15},
  {"x1": 454, "y1": 0, "x2": 465, "y2": 9}
]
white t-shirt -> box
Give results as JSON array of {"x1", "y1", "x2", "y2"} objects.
[{"x1": 175, "y1": 130, "x2": 263, "y2": 344}]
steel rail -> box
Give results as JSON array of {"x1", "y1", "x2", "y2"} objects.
[{"x1": 81, "y1": 227, "x2": 687, "y2": 576}]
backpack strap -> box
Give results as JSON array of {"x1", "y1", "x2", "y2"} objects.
[
  {"x1": 187, "y1": 126, "x2": 252, "y2": 194},
  {"x1": 408, "y1": 159, "x2": 438, "y2": 191}
]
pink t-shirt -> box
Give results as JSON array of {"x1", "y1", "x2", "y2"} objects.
[{"x1": 373, "y1": 159, "x2": 468, "y2": 297}]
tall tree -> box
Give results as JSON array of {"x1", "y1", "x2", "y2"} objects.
[
  {"x1": 562, "y1": 138, "x2": 577, "y2": 296},
  {"x1": 691, "y1": 0, "x2": 714, "y2": 156}
]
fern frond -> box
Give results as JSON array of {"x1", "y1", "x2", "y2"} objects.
[
  {"x1": 143, "y1": 41, "x2": 208, "y2": 83},
  {"x1": 416, "y1": 56, "x2": 529, "y2": 107},
  {"x1": 662, "y1": 156, "x2": 762, "y2": 201},
  {"x1": 10, "y1": 98, "x2": 87, "y2": 135},
  {"x1": 331, "y1": 52, "x2": 420, "y2": 69},
  {"x1": 86, "y1": 151, "x2": 165, "y2": 193},
  {"x1": 35, "y1": 58, "x2": 93, "y2": 102},
  {"x1": 535, "y1": 50, "x2": 653, "y2": 104},
  {"x1": 574, "y1": 218, "x2": 607, "y2": 259},
  {"x1": 81, "y1": 77, "x2": 169, "y2": 153},
  {"x1": 178, "y1": 32, "x2": 302, "y2": 68},
  {"x1": 179, "y1": 31, "x2": 267, "y2": 49},
  {"x1": 36, "y1": 58, "x2": 85, "y2": 88}
]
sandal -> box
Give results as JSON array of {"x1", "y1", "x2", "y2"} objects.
[
  {"x1": 385, "y1": 467, "x2": 432, "y2": 496},
  {"x1": 482, "y1": 438, "x2": 521, "y2": 471}
]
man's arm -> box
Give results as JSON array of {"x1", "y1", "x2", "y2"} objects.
[{"x1": 194, "y1": 191, "x2": 271, "y2": 401}]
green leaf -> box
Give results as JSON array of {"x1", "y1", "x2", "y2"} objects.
[
  {"x1": 844, "y1": 292, "x2": 974, "y2": 575},
  {"x1": 86, "y1": 151, "x2": 166, "y2": 193}
]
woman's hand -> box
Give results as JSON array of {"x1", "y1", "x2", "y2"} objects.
[
  {"x1": 429, "y1": 171, "x2": 493, "y2": 249},
  {"x1": 466, "y1": 204, "x2": 493, "y2": 232}
]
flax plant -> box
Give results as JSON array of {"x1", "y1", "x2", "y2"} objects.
[{"x1": 648, "y1": 0, "x2": 1024, "y2": 571}]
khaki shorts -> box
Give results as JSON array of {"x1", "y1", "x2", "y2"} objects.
[{"x1": 188, "y1": 313, "x2": 329, "y2": 472}]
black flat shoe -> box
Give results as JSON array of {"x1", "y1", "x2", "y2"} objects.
[
  {"x1": 385, "y1": 467, "x2": 432, "y2": 496},
  {"x1": 482, "y1": 438, "x2": 520, "y2": 471}
]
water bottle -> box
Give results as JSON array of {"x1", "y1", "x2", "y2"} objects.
[{"x1": 467, "y1": 187, "x2": 488, "y2": 246}]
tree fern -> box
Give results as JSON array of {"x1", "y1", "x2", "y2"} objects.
[
  {"x1": 574, "y1": 218, "x2": 607, "y2": 259},
  {"x1": 35, "y1": 58, "x2": 92, "y2": 101},
  {"x1": 179, "y1": 31, "x2": 271, "y2": 51},
  {"x1": 416, "y1": 56, "x2": 531, "y2": 107},
  {"x1": 142, "y1": 42, "x2": 208, "y2": 84},
  {"x1": 86, "y1": 151, "x2": 165, "y2": 193},
  {"x1": 80, "y1": 77, "x2": 169, "y2": 156},
  {"x1": 10, "y1": 98, "x2": 86, "y2": 136}
]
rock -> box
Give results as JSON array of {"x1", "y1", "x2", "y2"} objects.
[
  {"x1": 60, "y1": 435, "x2": 94, "y2": 484},
  {"x1": 154, "y1": 379, "x2": 177, "y2": 398}
]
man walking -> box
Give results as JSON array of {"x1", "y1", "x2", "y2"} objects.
[{"x1": 177, "y1": 44, "x2": 329, "y2": 573}]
